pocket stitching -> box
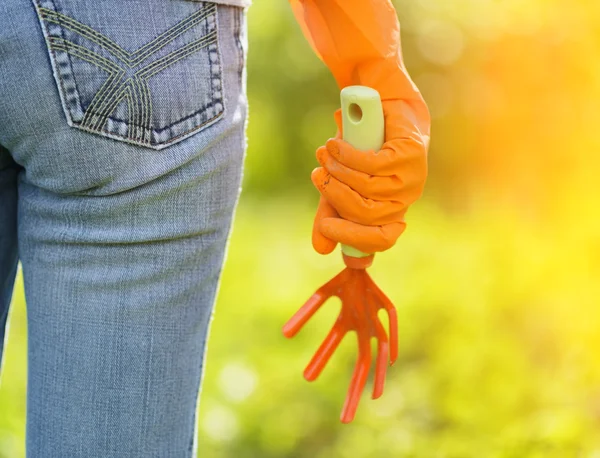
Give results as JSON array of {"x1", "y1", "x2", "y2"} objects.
[
  {"x1": 32, "y1": 0, "x2": 224, "y2": 150},
  {"x1": 39, "y1": 5, "x2": 217, "y2": 68}
]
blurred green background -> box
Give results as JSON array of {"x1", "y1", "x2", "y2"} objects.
[{"x1": 2, "y1": 0, "x2": 600, "y2": 456}]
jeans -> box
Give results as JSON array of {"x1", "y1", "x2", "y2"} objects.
[{"x1": 0, "y1": 1, "x2": 247, "y2": 456}]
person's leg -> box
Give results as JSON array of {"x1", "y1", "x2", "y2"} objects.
[
  {"x1": 0, "y1": 148, "x2": 20, "y2": 375},
  {"x1": 0, "y1": 1, "x2": 247, "y2": 456},
  {"x1": 19, "y1": 135, "x2": 244, "y2": 457}
]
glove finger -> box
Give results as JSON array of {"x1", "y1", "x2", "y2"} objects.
[
  {"x1": 326, "y1": 135, "x2": 427, "y2": 186},
  {"x1": 318, "y1": 217, "x2": 406, "y2": 253},
  {"x1": 316, "y1": 146, "x2": 400, "y2": 201},
  {"x1": 311, "y1": 168, "x2": 405, "y2": 226},
  {"x1": 312, "y1": 195, "x2": 338, "y2": 255}
]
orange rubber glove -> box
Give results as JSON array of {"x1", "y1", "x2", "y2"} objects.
[
  {"x1": 311, "y1": 101, "x2": 428, "y2": 254},
  {"x1": 290, "y1": 0, "x2": 430, "y2": 255}
]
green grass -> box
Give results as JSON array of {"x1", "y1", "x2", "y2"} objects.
[{"x1": 1, "y1": 196, "x2": 600, "y2": 457}]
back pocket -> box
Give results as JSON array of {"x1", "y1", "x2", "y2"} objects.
[{"x1": 32, "y1": 1, "x2": 224, "y2": 150}]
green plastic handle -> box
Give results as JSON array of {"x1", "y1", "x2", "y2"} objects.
[{"x1": 340, "y1": 86, "x2": 385, "y2": 258}]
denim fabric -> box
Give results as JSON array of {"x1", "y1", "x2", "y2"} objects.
[
  {"x1": 0, "y1": 1, "x2": 247, "y2": 456},
  {"x1": 191, "y1": 0, "x2": 251, "y2": 7},
  {"x1": 34, "y1": 1, "x2": 224, "y2": 149}
]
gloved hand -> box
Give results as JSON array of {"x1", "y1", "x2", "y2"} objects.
[
  {"x1": 311, "y1": 98, "x2": 429, "y2": 255},
  {"x1": 289, "y1": 0, "x2": 430, "y2": 255}
]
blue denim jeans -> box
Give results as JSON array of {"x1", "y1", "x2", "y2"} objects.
[{"x1": 0, "y1": 1, "x2": 247, "y2": 456}]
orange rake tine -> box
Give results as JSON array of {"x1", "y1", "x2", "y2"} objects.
[
  {"x1": 372, "y1": 339, "x2": 389, "y2": 399},
  {"x1": 366, "y1": 273, "x2": 399, "y2": 364},
  {"x1": 372, "y1": 314, "x2": 390, "y2": 399},
  {"x1": 303, "y1": 323, "x2": 345, "y2": 381},
  {"x1": 365, "y1": 271, "x2": 395, "y2": 310},
  {"x1": 282, "y1": 290, "x2": 330, "y2": 338},
  {"x1": 386, "y1": 306, "x2": 399, "y2": 364},
  {"x1": 340, "y1": 338, "x2": 372, "y2": 423},
  {"x1": 282, "y1": 269, "x2": 346, "y2": 337}
]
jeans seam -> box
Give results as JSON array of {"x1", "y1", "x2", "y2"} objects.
[
  {"x1": 33, "y1": 0, "x2": 85, "y2": 121},
  {"x1": 50, "y1": 0, "x2": 86, "y2": 119},
  {"x1": 210, "y1": 8, "x2": 224, "y2": 114},
  {"x1": 234, "y1": 8, "x2": 244, "y2": 79}
]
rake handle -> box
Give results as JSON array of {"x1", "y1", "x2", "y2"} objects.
[{"x1": 339, "y1": 86, "x2": 385, "y2": 259}]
